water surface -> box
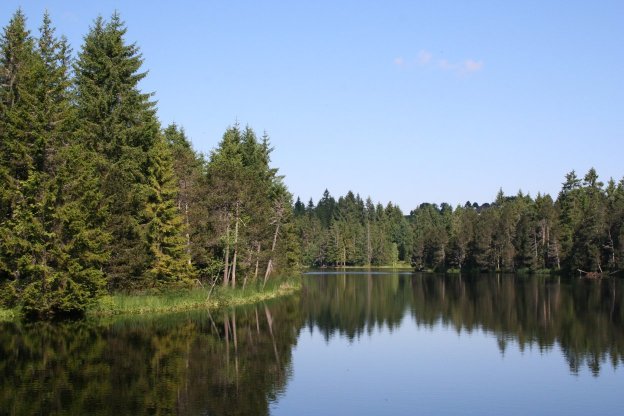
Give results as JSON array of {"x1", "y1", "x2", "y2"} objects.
[{"x1": 1, "y1": 272, "x2": 622, "y2": 415}]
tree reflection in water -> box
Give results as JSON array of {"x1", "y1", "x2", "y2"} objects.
[
  {"x1": 0, "y1": 273, "x2": 622, "y2": 414},
  {"x1": 302, "y1": 273, "x2": 624, "y2": 376},
  {"x1": 0, "y1": 296, "x2": 302, "y2": 416}
]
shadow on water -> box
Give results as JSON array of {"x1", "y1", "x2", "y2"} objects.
[{"x1": 1, "y1": 272, "x2": 623, "y2": 414}]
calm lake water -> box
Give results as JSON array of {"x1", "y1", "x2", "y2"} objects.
[{"x1": 1, "y1": 271, "x2": 623, "y2": 415}]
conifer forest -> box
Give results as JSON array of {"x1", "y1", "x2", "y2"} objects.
[{"x1": 1, "y1": 10, "x2": 623, "y2": 319}]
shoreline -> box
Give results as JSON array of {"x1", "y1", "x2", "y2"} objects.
[{"x1": 0, "y1": 278, "x2": 301, "y2": 322}]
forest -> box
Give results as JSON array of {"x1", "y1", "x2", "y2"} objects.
[
  {"x1": 294, "y1": 169, "x2": 624, "y2": 275},
  {"x1": 1, "y1": 10, "x2": 622, "y2": 318},
  {"x1": 0, "y1": 11, "x2": 298, "y2": 318}
]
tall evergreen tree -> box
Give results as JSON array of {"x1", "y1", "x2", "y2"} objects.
[
  {"x1": 0, "y1": 9, "x2": 37, "y2": 305},
  {"x1": 164, "y1": 123, "x2": 208, "y2": 269},
  {"x1": 206, "y1": 125, "x2": 294, "y2": 286},
  {"x1": 74, "y1": 13, "x2": 184, "y2": 290},
  {"x1": 1, "y1": 11, "x2": 109, "y2": 316},
  {"x1": 144, "y1": 135, "x2": 193, "y2": 286}
]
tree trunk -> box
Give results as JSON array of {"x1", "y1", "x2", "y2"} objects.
[
  {"x1": 254, "y1": 242, "x2": 261, "y2": 279},
  {"x1": 366, "y1": 220, "x2": 372, "y2": 265},
  {"x1": 231, "y1": 202, "x2": 240, "y2": 288},
  {"x1": 533, "y1": 231, "x2": 538, "y2": 266},
  {"x1": 223, "y1": 211, "x2": 230, "y2": 287},
  {"x1": 263, "y1": 221, "x2": 280, "y2": 288},
  {"x1": 608, "y1": 229, "x2": 616, "y2": 267},
  {"x1": 185, "y1": 199, "x2": 191, "y2": 265}
]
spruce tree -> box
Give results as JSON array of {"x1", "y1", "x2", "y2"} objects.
[
  {"x1": 0, "y1": 11, "x2": 109, "y2": 316},
  {"x1": 164, "y1": 123, "x2": 208, "y2": 268},
  {"x1": 205, "y1": 125, "x2": 296, "y2": 286},
  {"x1": 74, "y1": 13, "x2": 160, "y2": 289},
  {"x1": 144, "y1": 134, "x2": 194, "y2": 286},
  {"x1": 0, "y1": 10, "x2": 50, "y2": 310},
  {"x1": 0, "y1": 9, "x2": 36, "y2": 220},
  {"x1": 0, "y1": 9, "x2": 37, "y2": 305}
]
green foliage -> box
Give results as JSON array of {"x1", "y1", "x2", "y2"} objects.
[
  {"x1": 144, "y1": 135, "x2": 194, "y2": 286},
  {"x1": 1, "y1": 8, "x2": 621, "y2": 319},
  {"x1": 295, "y1": 168, "x2": 624, "y2": 274},
  {"x1": 293, "y1": 191, "x2": 412, "y2": 267},
  {"x1": 0, "y1": 11, "x2": 108, "y2": 317},
  {"x1": 204, "y1": 125, "x2": 296, "y2": 287},
  {"x1": 74, "y1": 13, "x2": 159, "y2": 289}
]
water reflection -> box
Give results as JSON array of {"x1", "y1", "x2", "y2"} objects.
[
  {"x1": 0, "y1": 273, "x2": 622, "y2": 415},
  {"x1": 302, "y1": 273, "x2": 624, "y2": 375},
  {"x1": 0, "y1": 297, "x2": 303, "y2": 416}
]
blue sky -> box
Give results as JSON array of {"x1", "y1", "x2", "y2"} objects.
[{"x1": 3, "y1": 1, "x2": 623, "y2": 211}]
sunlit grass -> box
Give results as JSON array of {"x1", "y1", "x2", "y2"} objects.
[
  {"x1": 318, "y1": 262, "x2": 413, "y2": 270},
  {"x1": 88, "y1": 277, "x2": 301, "y2": 317},
  {"x1": 0, "y1": 308, "x2": 18, "y2": 322}
]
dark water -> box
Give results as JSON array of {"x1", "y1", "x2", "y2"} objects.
[{"x1": 1, "y1": 272, "x2": 623, "y2": 415}]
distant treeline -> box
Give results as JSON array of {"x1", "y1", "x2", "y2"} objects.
[
  {"x1": 0, "y1": 11, "x2": 297, "y2": 318},
  {"x1": 293, "y1": 168, "x2": 624, "y2": 274}
]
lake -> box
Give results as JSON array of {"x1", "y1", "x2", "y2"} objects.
[{"x1": 1, "y1": 271, "x2": 622, "y2": 415}]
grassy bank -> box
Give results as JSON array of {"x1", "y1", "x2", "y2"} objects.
[
  {"x1": 88, "y1": 277, "x2": 301, "y2": 317},
  {"x1": 0, "y1": 308, "x2": 18, "y2": 322},
  {"x1": 0, "y1": 278, "x2": 301, "y2": 321},
  {"x1": 318, "y1": 262, "x2": 413, "y2": 270}
]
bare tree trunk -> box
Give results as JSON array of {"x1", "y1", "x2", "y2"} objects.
[
  {"x1": 223, "y1": 211, "x2": 230, "y2": 287},
  {"x1": 254, "y1": 242, "x2": 261, "y2": 279},
  {"x1": 533, "y1": 231, "x2": 538, "y2": 266},
  {"x1": 264, "y1": 198, "x2": 285, "y2": 288},
  {"x1": 185, "y1": 199, "x2": 191, "y2": 265},
  {"x1": 242, "y1": 243, "x2": 254, "y2": 291},
  {"x1": 231, "y1": 202, "x2": 240, "y2": 288},
  {"x1": 608, "y1": 229, "x2": 616, "y2": 267},
  {"x1": 263, "y1": 221, "x2": 280, "y2": 289},
  {"x1": 179, "y1": 178, "x2": 191, "y2": 265},
  {"x1": 366, "y1": 220, "x2": 372, "y2": 266}
]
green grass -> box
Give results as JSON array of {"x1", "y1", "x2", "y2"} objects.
[
  {"x1": 0, "y1": 307, "x2": 18, "y2": 322},
  {"x1": 320, "y1": 262, "x2": 413, "y2": 270},
  {"x1": 88, "y1": 277, "x2": 301, "y2": 317}
]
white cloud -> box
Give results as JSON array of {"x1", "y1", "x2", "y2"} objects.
[
  {"x1": 393, "y1": 50, "x2": 484, "y2": 76},
  {"x1": 462, "y1": 59, "x2": 484, "y2": 73},
  {"x1": 417, "y1": 50, "x2": 432, "y2": 65},
  {"x1": 437, "y1": 59, "x2": 454, "y2": 71}
]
